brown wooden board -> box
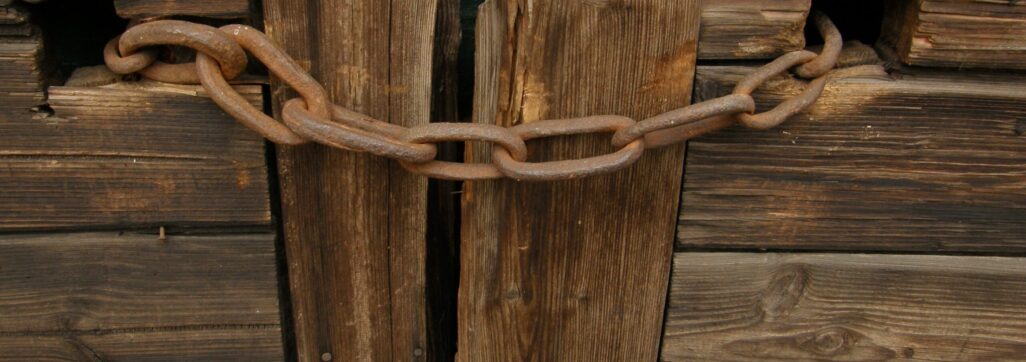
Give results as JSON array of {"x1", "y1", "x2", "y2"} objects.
[
  {"x1": 699, "y1": 0, "x2": 810, "y2": 59},
  {"x1": 0, "y1": 231, "x2": 283, "y2": 360},
  {"x1": 0, "y1": 31, "x2": 44, "y2": 112},
  {"x1": 0, "y1": 82, "x2": 270, "y2": 231},
  {"x1": 662, "y1": 252, "x2": 1026, "y2": 361},
  {"x1": 262, "y1": 0, "x2": 455, "y2": 360},
  {"x1": 113, "y1": 0, "x2": 253, "y2": 19},
  {"x1": 678, "y1": 65, "x2": 1026, "y2": 252},
  {"x1": 459, "y1": 1, "x2": 699, "y2": 360},
  {"x1": 879, "y1": 0, "x2": 1026, "y2": 70}
]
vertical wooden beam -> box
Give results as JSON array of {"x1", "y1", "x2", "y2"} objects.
[
  {"x1": 263, "y1": 1, "x2": 450, "y2": 360},
  {"x1": 461, "y1": 0, "x2": 700, "y2": 360}
]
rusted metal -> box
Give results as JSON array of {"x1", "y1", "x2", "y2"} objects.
[
  {"x1": 399, "y1": 123, "x2": 528, "y2": 180},
  {"x1": 611, "y1": 94, "x2": 755, "y2": 149},
  {"x1": 282, "y1": 98, "x2": 437, "y2": 162},
  {"x1": 493, "y1": 116, "x2": 645, "y2": 181},
  {"x1": 737, "y1": 76, "x2": 827, "y2": 130},
  {"x1": 103, "y1": 36, "x2": 157, "y2": 74},
  {"x1": 216, "y1": 24, "x2": 331, "y2": 119},
  {"x1": 794, "y1": 11, "x2": 842, "y2": 79},
  {"x1": 119, "y1": 20, "x2": 248, "y2": 84},
  {"x1": 193, "y1": 24, "x2": 331, "y2": 144},
  {"x1": 102, "y1": 12, "x2": 844, "y2": 182}
]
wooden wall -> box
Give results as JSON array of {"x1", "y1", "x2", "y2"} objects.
[
  {"x1": 664, "y1": 2, "x2": 1026, "y2": 359},
  {"x1": 0, "y1": 2, "x2": 284, "y2": 359}
]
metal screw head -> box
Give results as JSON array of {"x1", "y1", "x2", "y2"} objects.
[{"x1": 320, "y1": 352, "x2": 332, "y2": 361}]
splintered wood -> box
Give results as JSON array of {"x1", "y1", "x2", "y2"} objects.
[
  {"x1": 880, "y1": 0, "x2": 1026, "y2": 69},
  {"x1": 699, "y1": 0, "x2": 810, "y2": 59}
]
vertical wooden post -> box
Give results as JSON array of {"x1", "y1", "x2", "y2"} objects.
[
  {"x1": 262, "y1": 1, "x2": 453, "y2": 360},
  {"x1": 461, "y1": 0, "x2": 700, "y2": 360}
]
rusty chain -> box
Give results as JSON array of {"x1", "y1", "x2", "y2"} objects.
[{"x1": 104, "y1": 12, "x2": 842, "y2": 182}]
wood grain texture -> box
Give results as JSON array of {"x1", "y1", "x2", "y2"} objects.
[
  {"x1": 0, "y1": 231, "x2": 283, "y2": 360},
  {"x1": 679, "y1": 65, "x2": 1026, "y2": 252},
  {"x1": 662, "y1": 252, "x2": 1026, "y2": 361},
  {"x1": 0, "y1": 29, "x2": 45, "y2": 112},
  {"x1": 113, "y1": 0, "x2": 252, "y2": 19},
  {"x1": 699, "y1": 0, "x2": 810, "y2": 59},
  {"x1": 879, "y1": 0, "x2": 1026, "y2": 70},
  {"x1": 263, "y1": 0, "x2": 452, "y2": 360},
  {"x1": 0, "y1": 82, "x2": 270, "y2": 231},
  {"x1": 460, "y1": 1, "x2": 699, "y2": 360}
]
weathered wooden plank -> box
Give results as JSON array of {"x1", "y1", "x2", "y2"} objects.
[
  {"x1": 0, "y1": 231, "x2": 283, "y2": 359},
  {"x1": 879, "y1": 0, "x2": 1026, "y2": 70},
  {"x1": 460, "y1": 1, "x2": 699, "y2": 360},
  {"x1": 1, "y1": 328, "x2": 283, "y2": 361},
  {"x1": 113, "y1": 0, "x2": 252, "y2": 19},
  {"x1": 698, "y1": 0, "x2": 810, "y2": 59},
  {"x1": 679, "y1": 65, "x2": 1026, "y2": 252},
  {"x1": 0, "y1": 82, "x2": 270, "y2": 231},
  {"x1": 263, "y1": 0, "x2": 452, "y2": 360},
  {"x1": 0, "y1": 30, "x2": 44, "y2": 111},
  {"x1": 0, "y1": 232, "x2": 281, "y2": 331},
  {"x1": 662, "y1": 252, "x2": 1026, "y2": 361}
]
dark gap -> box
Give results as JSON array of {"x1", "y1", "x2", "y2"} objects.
[
  {"x1": 26, "y1": 0, "x2": 126, "y2": 85},
  {"x1": 262, "y1": 84, "x2": 299, "y2": 362},
  {"x1": 808, "y1": 0, "x2": 886, "y2": 46}
]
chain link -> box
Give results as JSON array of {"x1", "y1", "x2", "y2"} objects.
[{"x1": 104, "y1": 11, "x2": 843, "y2": 182}]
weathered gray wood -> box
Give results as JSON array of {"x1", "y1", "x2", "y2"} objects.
[
  {"x1": 679, "y1": 65, "x2": 1026, "y2": 252},
  {"x1": 263, "y1": 0, "x2": 455, "y2": 360},
  {"x1": 879, "y1": 0, "x2": 1026, "y2": 70},
  {"x1": 699, "y1": 0, "x2": 810, "y2": 59},
  {"x1": 662, "y1": 252, "x2": 1026, "y2": 361},
  {"x1": 0, "y1": 82, "x2": 270, "y2": 231},
  {"x1": 113, "y1": 0, "x2": 253, "y2": 19},
  {"x1": 0, "y1": 231, "x2": 283, "y2": 360},
  {"x1": 460, "y1": 0, "x2": 699, "y2": 360}
]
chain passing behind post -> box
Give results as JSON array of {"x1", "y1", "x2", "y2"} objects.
[{"x1": 104, "y1": 11, "x2": 843, "y2": 182}]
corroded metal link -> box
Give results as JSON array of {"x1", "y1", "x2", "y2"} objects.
[
  {"x1": 119, "y1": 20, "x2": 248, "y2": 84},
  {"x1": 103, "y1": 36, "x2": 157, "y2": 74},
  {"x1": 794, "y1": 11, "x2": 842, "y2": 79},
  {"x1": 734, "y1": 50, "x2": 817, "y2": 95},
  {"x1": 731, "y1": 50, "x2": 821, "y2": 130},
  {"x1": 102, "y1": 11, "x2": 844, "y2": 182},
  {"x1": 282, "y1": 98, "x2": 437, "y2": 161},
  {"x1": 194, "y1": 24, "x2": 331, "y2": 144},
  {"x1": 399, "y1": 123, "x2": 528, "y2": 181},
  {"x1": 737, "y1": 76, "x2": 827, "y2": 130},
  {"x1": 493, "y1": 116, "x2": 645, "y2": 181},
  {"x1": 611, "y1": 94, "x2": 755, "y2": 149},
  {"x1": 217, "y1": 24, "x2": 330, "y2": 119}
]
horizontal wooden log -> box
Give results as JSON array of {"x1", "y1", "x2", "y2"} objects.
[
  {"x1": 0, "y1": 82, "x2": 271, "y2": 230},
  {"x1": 679, "y1": 65, "x2": 1026, "y2": 252},
  {"x1": 0, "y1": 231, "x2": 282, "y2": 359},
  {"x1": 662, "y1": 252, "x2": 1026, "y2": 361},
  {"x1": 113, "y1": 0, "x2": 252, "y2": 19},
  {"x1": 1, "y1": 328, "x2": 284, "y2": 361},
  {"x1": 0, "y1": 31, "x2": 44, "y2": 111},
  {"x1": 698, "y1": 0, "x2": 809, "y2": 59},
  {"x1": 879, "y1": 0, "x2": 1026, "y2": 70}
]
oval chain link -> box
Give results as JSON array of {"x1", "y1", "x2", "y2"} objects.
[
  {"x1": 494, "y1": 116, "x2": 645, "y2": 181},
  {"x1": 103, "y1": 12, "x2": 842, "y2": 181}
]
